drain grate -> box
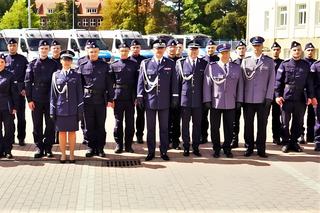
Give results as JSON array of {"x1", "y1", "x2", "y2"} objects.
[{"x1": 102, "y1": 159, "x2": 141, "y2": 167}]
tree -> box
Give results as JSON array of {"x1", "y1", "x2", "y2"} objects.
[
  {"x1": 0, "y1": 0, "x2": 39, "y2": 29},
  {"x1": 0, "y1": 0, "x2": 14, "y2": 17},
  {"x1": 45, "y1": 0, "x2": 78, "y2": 30}
]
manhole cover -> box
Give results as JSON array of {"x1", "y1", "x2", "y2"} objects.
[{"x1": 102, "y1": 159, "x2": 142, "y2": 167}]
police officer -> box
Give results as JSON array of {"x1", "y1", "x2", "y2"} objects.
[
  {"x1": 270, "y1": 42, "x2": 284, "y2": 145},
  {"x1": 110, "y1": 43, "x2": 139, "y2": 153},
  {"x1": 275, "y1": 41, "x2": 314, "y2": 153},
  {"x1": 0, "y1": 53, "x2": 18, "y2": 158},
  {"x1": 5, "y1": 38, "x2": 28, "y2": 146},
  {"x1": 201, "y1": 39, "x2": 219, "y2": 144},
  {"x1": 25, "y1": 40, "x2": 59, "y2": 158},
  {"x1": 50, "y1": 50, "x2": 83, "y2": 163},
  {"x1": 203, "y1": 43, "x2": 244, "y2": 158},
  {"x1": 136, "y1": 39, "x2": 179, "y2": 161},
  {"x1": 77, "y1": 40, "x2": 92, "y2": 66},
  {"x1": 176, "y1": 42, "x2": 184, "y2": 58},
  {"x1": 176, "y1": 41, "x2": 207, "y2": 157},
  {"x1": 130, "y1": 39, "x2": 147, "y2": 144},
  {"x1": 166, "y1": 39, "x2": 181, "y2": 149},
  {"x1": 231, "y1": 40, "x2": 247, "y2": 148},
  {"x1": 241, "y1": 36, "x2": 275, "y2": 158},
  {"x1": 310, "y1": 61, "x2": 320, "y2": 151},
  {"x1": 299, "y1": 43, "x2": 317, "y2": 144},
  {"x1": 78, "y1": 41, "x2": 114, "y2": 157}
]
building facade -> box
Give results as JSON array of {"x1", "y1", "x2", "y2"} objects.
[{"x1": 247, "y1": 0, "x2": 320, "y2": 58}]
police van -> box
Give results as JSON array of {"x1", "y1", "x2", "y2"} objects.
[
  {"x1": 2, "y1": 28, "x2": 54, "y2": 61},
  {"x1": 0, "y1": 31, "x2": 9, "y2": 55},
  {"x1": 100, "y1": 30, "x2": 153, "y2": 60},
  {"x1": 173, "y1": 34, "x2": 212, "y2": 57},
  {"x1": 51, "y1": 29, "x2": 112, "y2": 62}
]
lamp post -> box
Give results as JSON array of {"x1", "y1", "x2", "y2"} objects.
[
  {"x1": 172, "y1": 0, "x2": 182, "y2": 34},
  {"x1": 72, "y1": 0, "x2": 75, "y2": 29},
  {"x1": 28, "y1": 0, "x2": 31, "y2": 28}
]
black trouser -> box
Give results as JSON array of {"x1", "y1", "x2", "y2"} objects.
[
  {"x1": 135, "y1": 106, "x2": 145, "y2": 140},
  {"x1": 168, "y1": 107, "x2": 181, "y2": 146},
  {"x1": 15, "y1": 95, "x2": 26, "y2": 142},
  {"x1": 0, "y1": 110, "x2": 14, "y2": 154},
  {"x1": 84, "y1": 103, "x2": 106, "y2": 151},
  {"x1": 201, "y1": 107, "x2": 209, "y2": 141},
  {"x1": 146, "y1": 108, "x2": 169, "y2": 154},
  {"x1": 210, "y1": 108, "x2": 235, "y2": 152},
  {"x1": 272, "y1": 100, "x2": 282, "y2": 141},
  {"x1": 306, "y1": 105, "x2": 315, "y2": 141},
  {"x1": 232, "y1": 107, "x2": 241, "y2": 142},
  {"x1": 281, "y1": 101, "x2": 306, "y2": 145},
  {"x1": 114, "y1": 100, "x2": 135, "y2": 149},
  {"x1": 181, "y1": 107, "x2": 202, "y2": 150},
  {"x1": 314, "y1": 104, "x2": 320, "y2": 148},
  {"x1": 31, "y1": 101, "x2": 55, "y2": 152},
  {"x1": 80, "y1": 118, "x2": 88, "y2": 143},
  {"x1": 243, "y1": 103, "x2": 269, "y2": 153}
]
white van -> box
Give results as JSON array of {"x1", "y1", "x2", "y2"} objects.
[
  {"x1": 0, "y1": 31, "x2": 9, "y2": 55},
  {"x1": 2, "y1": 28, "x2": 54, "y2": 61},
  {"x1": 51, "y1": 29, "x2": 112, "y2": 62},
  {"x1": 173, "y1": 34, "x2": 211, "y2": 57},
  {"x1": 99, "y1": 30, "x2": 153, "y2": 60}
]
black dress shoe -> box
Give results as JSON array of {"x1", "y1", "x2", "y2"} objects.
[
  {"x1": 225, "y1": 152, "x2": 233, "y2": 158},
  {"x1": 273, "y1": 138, "x2": 281, "y2": 145},
  {"x1": 257, "y1": 152, "x2": 268, "y2": 158},
  {"x1": 60, "y1": 159, "x2": 66, "y2": 163},
  {"x1": 136, "y1": 138, "x2": 144, "y2": 144},
  {"x1": 160, "y1": 153, "x2": 170, "y2": 161},
  {"x1": 298, "y1": 136, "x2": 306, "y2": 144},
  {"x1": 200, "y1": 138, "x2": 208, "y2": 144},
  {"x1": 98, "y1": 150, "x2": 106, "y2": 157},
  {"x1": 18, "y1": 140, "x2": 26, "y2": 146},
  {"x1": 183, "y1": 149, "x2": 190, "y2": 157},
  {"x1": 69, "y1": 159, "x2": 76, "y2": 164},
  {"x1": 85, "y1": 149, "x2": 94, "y2": 157},
  {"x1": 34, "y1": 150, "x2": 44, "y2": 158},
  {"x1": 145, "y1": 153, "x2": 155, "y2": 161},
  {"x1": 213, "y1": 150, "x2": 220, "y2": 158},
  {"x1": 5, "y1": 153, "x2": 13, "y2": 159},
  {"x1": 292, "y1": 143, "x2": 303, "y2": 152},
  {"x1": 82, "y1": 140, "x2": 88, "y2": 145},
  {"x1": 244, "y1": 150, "x2": 253, "y2": 157},
  {"x1": 114, "y1": 145, "x2": 123, "y2": 154},
  {"x1": 192, "y1": 148, "x2": 201, "y2": 157},
  {"x1": 231, "y1": 142, "x2": 239, "y2": 148},
  {"x1": 125, "y1": 147, "x2": 134, "y2": 153},
  {"x1": 281, "y1": 145, "x2": 289, "y2": 153},
  {"x1": 46, "y1": 151, "x2": 54, "y2": 158},
  {"x1": 314, "y1": 146, "x2": 320, "y2": 151}
]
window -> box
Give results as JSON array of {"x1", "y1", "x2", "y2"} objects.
[
  {"x1": 97, "y1": 19, "x2": 102, "y2": 26},
  {"x1": 83, "y1": 18, "x2": 88, "y2": 27},
  {"x1": 297, "y1": 4, "x2": 307, "y2": 25},
  {"x1": 47, "y1": 8, "x2": 54, "y2": 14},
  {"x1": 87, "y1": 8, "x2": 97, "y2": 14},
  {"x1": 278, "y1": 6, "x2": 288, "y2": 26},
  {"x1": 90, "y1": 19, "x2": 96, "y2": 27},
  {"x1": 264, "y1": 11, "x2": 269, "y2": 31},
  {"x1": 77, "y1": 20, "x2": 82, "y2": 27}
]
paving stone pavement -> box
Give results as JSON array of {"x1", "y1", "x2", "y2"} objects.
[{"x1": 0, "y1": 109, "x2": 319, "y2": 212}]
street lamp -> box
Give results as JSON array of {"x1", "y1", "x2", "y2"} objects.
[{"x1": 28, "y1": 0, "x2": 31, "y2": 28}]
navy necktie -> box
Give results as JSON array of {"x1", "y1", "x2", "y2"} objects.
[
  {"x1": 256, "y1": 59, "x2": 259, "y2": 65},
  {"x1": 192, "y1": 60, "x2": 196, "y2": 72},
  {"x1": 224, "y1": 64, "x2": 228, "y2": 75}
]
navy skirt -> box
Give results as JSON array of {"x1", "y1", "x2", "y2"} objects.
[{"x1": 55, "y1": 115, "x2": 78, "y2": 132}]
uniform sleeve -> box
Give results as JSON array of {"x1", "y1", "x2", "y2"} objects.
[
  {"x1": 266, "y1": 59, "x2": 275, "y2": 100},
  {"x1": 274, "y1": 62, "x2": 285, "y2": 98},
  {"x1": 133, "y1": 62, "x2": 140, "y2": 99},
  {"x1": 306, "y1": 65, "x2": 314, "y2": 99},
  {"x1": 24, "y1": 62, "x2": 34, "y2": 102},
  {"x1": 137, "y1": 60, "x2": 146, "y2": 98},
  {"x1": 171, "y1": 62, "x2": 179, "y2": 102},
  {"x1": 9, "y1": 75, "x2": 19, "y2": 111},
  {"x1": 76, "y1": 73, "x2": 84, "y2": 115},
  {"x1": 105, "y1": 64, "x2": 114, "y2": 103},
  {"x1": 203, "y1": 63, "x2": 212, "y2": 103},
  {"x1": 236, "y1": 65, "x2": 244, "y2": 103},
  {"x1": 50, "y1": 73, "x2": 57, "y2": 116},
  {"x1": 175, "y1": 60, "x2": 182, "y2": 89},
  {"x1": 22, "y1": 57, "x2": 29, "y2": 90}
]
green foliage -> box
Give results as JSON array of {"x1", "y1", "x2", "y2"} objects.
[
  {"x1": 0, "y1": 0, "x2": 14, "y2": 17},
  {"x1": 0, "y1": 0, "x2": 39, "y2": 29}
]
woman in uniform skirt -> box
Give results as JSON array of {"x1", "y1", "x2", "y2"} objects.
[
  {"x1": 50, "y1": 50, "x2": 83, "y2": 163},
  {"x1": 0, "y1": 53, "x2": 17, "y2": 159}
]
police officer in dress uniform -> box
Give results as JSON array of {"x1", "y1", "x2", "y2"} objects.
[
  {"x1": 130, "y1": 39, "x2": 147, "y2": 144},
  {"x1": 25, "y1": 40, "x2": 59, "y2": 158},
  {"x1": 50, "y1": 40, "x2": 62, "y2": 144},
  {"x1": 176, "y1": 41, "x2": 207, "y2": 157},
  {"x1": 231, "y1": 40, "x2": 247, "y2": 148},
  {"x1": 50, "y1": 50, "x2": 83, "y2": 163},
  {"x1": 310, "y1": 61, "x2": 320, "y2": 151},
  {"x1": 0, "y1": 53, "x2": 18, "y2": 158},
  {"x1": 241, "y1": 36, "x2": 275, "y2": 158},
  {"x1": 166, "y1": 39, "x2": 181, "y2": 150},
  {"x1": 203, "y1": 43, "x2": 244, "y2": 158},
  {"x1": 110, "y1": 43, "x2": 139, "y2": 154},
  {"x1": 176, "y1": 41, "x2": 184, "y2": 58},
  {"x1": 136, "y1": 39, "x2": 179, "y2": 161},
  {"x1": 201, "y1": 39, "x2": 219, "y2": 144},
  {"x1": 5, "y1": 38, "x2": 28, "y2": 146},
  {"x1": 298, "y1": 43, "x2": 317, "y2": 144},
  {"x1": 270, "y1": 42, "x2": 284, "y2": 145},
  {"x1": 275, "y1": 41, "x2": 314, "y2": 153},
  {"x1": 77, "y1": 41, "x2": 114, "y2": 157}
]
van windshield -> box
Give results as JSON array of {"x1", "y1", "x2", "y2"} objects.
[
  {"x1": 0, "y1": 38, "x2": 7, "y2": 51},
  {"x1": 27, "y1": 38, "x2": 53, "y2": 51},
  {"x1": 123, "y1": 38, "x2": 149, "y2": 50},
  {"x1": 78, "y1": 38, "x2": 108, "y2": 50}
]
